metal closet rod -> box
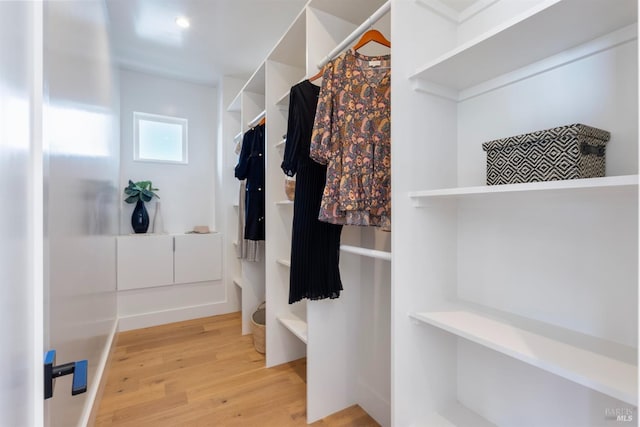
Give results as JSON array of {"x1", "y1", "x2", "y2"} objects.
[{"x1": 316, "y1": 0, "x2": 391, "y2": 70}]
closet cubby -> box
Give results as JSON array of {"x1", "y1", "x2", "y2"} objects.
[
  {"x1": 392, "y1": 0, "x2": 637, "y2": 426},
  {"x1": 224, "y1": 63, "x2": 266, "y2": 336}
]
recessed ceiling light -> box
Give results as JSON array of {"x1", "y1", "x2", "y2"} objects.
[{"x1": 175, "y1": 16, "x2": 190, "y2": 29}]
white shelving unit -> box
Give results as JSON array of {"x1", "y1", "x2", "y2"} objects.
[
  {"x1": 223, "y1": 59, "x2": 267, "y2": 337},
  {"x1": 392, "y1": 0, "x2": 638, "y2": 426},
  {"x1": 258, "y1": 1, "x2": 392, "y2": 425}
]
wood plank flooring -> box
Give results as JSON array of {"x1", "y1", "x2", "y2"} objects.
[{"x1": 95, "y1": 312, "x2": 379, "y2": 427}]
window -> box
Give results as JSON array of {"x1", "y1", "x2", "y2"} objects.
[{"x1": 134, "y1": 112, "x2": 188, "y2": 164}]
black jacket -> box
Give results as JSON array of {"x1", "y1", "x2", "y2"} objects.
[{"x1": 235, "y1": 124, "x2": 265, "y2": 241}]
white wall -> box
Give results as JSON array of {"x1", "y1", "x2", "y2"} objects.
[
  {"x1": 119, "y1": 69, "x2": 217, "y2": 234},
  {"x1": 0, "y1": 2, "x2": 43, "y2": 426},
  {"x1": 117, "y1": 69, "x2": 238, "y2": 330},
  {"x1": 44, "y1": 1, "x2": 120, "y2": 425}
]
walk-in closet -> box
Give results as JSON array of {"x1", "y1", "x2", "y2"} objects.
[{"x1": 3, "y1": 0, "x2": 637, "y2": 426}]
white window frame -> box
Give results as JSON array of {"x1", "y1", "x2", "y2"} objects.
[{"x1": 133, "y1": 112, "x2": 188, "y2": 164}]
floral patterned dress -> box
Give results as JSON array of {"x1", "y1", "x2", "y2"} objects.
[{"x1": 310, "y1": 49, "x2": 391, "y2": 230}]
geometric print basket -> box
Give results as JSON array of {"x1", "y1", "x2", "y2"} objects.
[{"x1": 482, "y1": 123, "x2": 610, "y2": 185}]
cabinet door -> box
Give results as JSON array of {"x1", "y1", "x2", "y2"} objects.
[
  {"x1": 174, "y1": 233, "x2": 222, "y2": 284},
  {"x1": 117, "y1": 235, "x2": 174, "y2": 290}
]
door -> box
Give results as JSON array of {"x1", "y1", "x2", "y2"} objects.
[{"x1": 0, "y1": 1, "x2": 45, "y2": 426}]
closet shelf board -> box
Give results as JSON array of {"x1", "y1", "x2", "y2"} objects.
[
  {"x1": 276, "y1": 90, "x2": 290, "y2": 107},
  {"x1": 233, "y1": 277, "x2": 243, "y2": 289},
  {"x1": 275, "y1": 139, "x2": 286, "y2": 148},
  {"x1": 340, "y1": 245, "x2": 391, "y2": 261},
  {"x1": 276, "y1": 258, "x2": 291, "y2": 268},
  {"x1": 410, "y1": 0, "x2": 637, "y2": 92},
  {"x1": 410, "y1": 310, "x2": 637, "y2": 405},
  {"x1": 276, "y1": 200, "x2": 294, "y2": 205},
  {"x1": 227, "y1": 93, "x2": 241, "y2": 112},
  {"x1": 409, "y1": 175, "x2": 638, "y2": 204},
  {"x1": 277, "y1": 312, "x2": 308, "y2": 344}
]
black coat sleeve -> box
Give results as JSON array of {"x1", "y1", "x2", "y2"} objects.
[
  {"x1": 234, "y1": 129, "x2": 252, "y2": 180},
  {"x1": 281, "y1": 86, "x2": 301, "y2": 177}
]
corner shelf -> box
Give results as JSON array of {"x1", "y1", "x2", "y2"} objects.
[
  {"x1": 277, "y1": 312, "x2": 307, "y2": 344},
  {"x1": 409, "y1": 175, "x2": 638, "y2": 205},
  {"x1": 410, "y1": 0, "x2": 637, "y2": 98},
  {"x1": 340, "y1": 245, "x2": 391, "y2": 261},
  {"x1": 410, "y1": 306, "x2": 637, "y2": 405}
]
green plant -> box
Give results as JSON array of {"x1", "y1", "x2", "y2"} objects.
[{"x1": 124, "y1": 180, "x2": 159, "y2": 203}]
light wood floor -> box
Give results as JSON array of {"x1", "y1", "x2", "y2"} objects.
[{"x1": 95, "y1": 312, "x2": 379, "y2": 427}]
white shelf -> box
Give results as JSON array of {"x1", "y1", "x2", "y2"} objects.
[
  {"x1": 410, "y1": 307, "x2": 637, "y2": 405},
  {"x1": 227, "y1": 93, "x2": 241, "y2": 112},
  {"x1": 409, "y1": 175, "x2": 638, "y2": 204},
  {"x1": 410, "y1": 0, "x2": 637, "y2": 95},
  {"x1": 340, "y1": 245, "x2": 391, "y2": 261},
  {"x1": 275, "y1": 139, "x2": 286, "y2": 149},
  {"x1": 277, "y1": 312, "x2": 307, "y2": 344},
  {"x1": 276, "y1": 258, "x2": 291, "y2": 268},
  {"x1": 415, "y1": 402, "x2": 496, "y2": 427},
  {"x1": 275, "y1": 200, "x2": 294, "y2": 205},
  {"x1": 275, "y1": 90, "x2": 290, "y2": 107},
  {"x1": 233, "y1": 277, "x2": 242, "y2": 289}
]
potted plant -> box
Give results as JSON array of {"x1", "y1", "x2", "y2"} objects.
[{"x1": 124, "y1": 180, "x2": 159, "y2": 233}]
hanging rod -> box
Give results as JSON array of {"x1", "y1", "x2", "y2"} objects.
[
  {"x1": 316, "y1": 1, "x2": 391, "y2": 69},
  {"x1": 247, "y1": 110, "x2": 266, "y2": 129}
]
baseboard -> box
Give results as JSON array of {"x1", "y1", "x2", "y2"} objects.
[
  {"x1": 80, "y1": 318, "x2": 119, "y2": 427},
  {"x1": 357, "y1": 379, "x2": 391, "y2": 427},
  {"x1": 118, "y1": 301, "x2": 237, "y2": 331}
]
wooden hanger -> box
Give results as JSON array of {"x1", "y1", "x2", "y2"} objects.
[
  {"x1": 352, "y1": 29, "x2": 391, "y2": 51},
  {"x1": 308, "y1": 66, "x2": 325, "y2": 82}
]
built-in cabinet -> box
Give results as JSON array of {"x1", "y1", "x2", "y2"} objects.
[
  {"x1": 222, "y1": 0, "x2": 638, "y2": 425},
  {"x1": 392, "y1": 0, "x2": 638, "y2": 426},
  {"x1": 117, "y1": 233, "x2": 222, "y2": 290}
]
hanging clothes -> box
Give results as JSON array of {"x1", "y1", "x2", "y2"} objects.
[
  {"x1": 282, "y1": 80, "x2": 343, "y2": 303},
  {"x1": 236, "y1": 181, "x2": 261, "y2": 261},
  {"x1": 235, "y1": 124, "x2": 265, "y2": 241},
  {"x1": 310, "y1": 49, "x2": 391, "y2": 231}
]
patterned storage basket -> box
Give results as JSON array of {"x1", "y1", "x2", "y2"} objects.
[{"x1": 482, "y1": 123, "x2": 610, "y2": 185}]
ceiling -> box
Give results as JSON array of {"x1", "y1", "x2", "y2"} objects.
[{"x1": 105, "y1": 0, "x2": 307, "y2": 87}]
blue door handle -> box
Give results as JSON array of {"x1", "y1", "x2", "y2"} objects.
[{"x1": 44, "y1": 350, "x2": 88, "y2": 399}]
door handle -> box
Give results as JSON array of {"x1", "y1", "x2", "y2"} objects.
[{"x1": 44, "y1": 350, "x2": 88, "y2": 399}]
